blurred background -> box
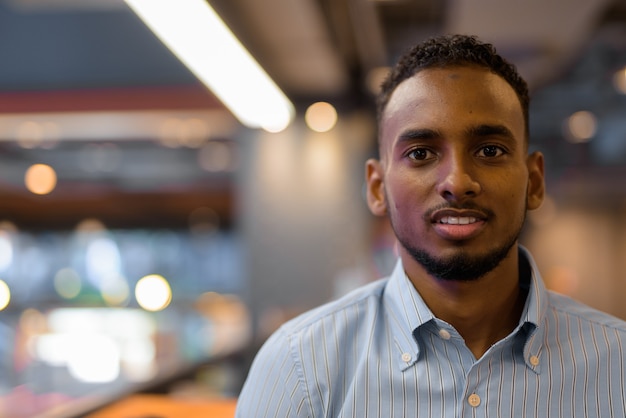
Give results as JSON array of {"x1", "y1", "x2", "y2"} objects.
[{"x1": 0, "y1": 0, "x2": 625, "y2": 416}]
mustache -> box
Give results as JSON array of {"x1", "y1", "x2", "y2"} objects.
[{"x1": 422, "y1": 202, "x2": 495, "y2": 221}]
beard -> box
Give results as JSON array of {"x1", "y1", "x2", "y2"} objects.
[{"x1": 389, "y1": 202, "x2": 527, "y2": 282}]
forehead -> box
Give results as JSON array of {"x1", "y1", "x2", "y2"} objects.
[{"x1": 379, "y1": 66, "x2": 525, "y2": 150}]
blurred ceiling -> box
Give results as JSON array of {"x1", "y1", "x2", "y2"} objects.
[{"x1": 0, "y1": 0, "x2": 625, "y2": 229}]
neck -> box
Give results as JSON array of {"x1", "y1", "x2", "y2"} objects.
[{"x1": 403, "y1": 247, "x2": 526, "y2": 359}]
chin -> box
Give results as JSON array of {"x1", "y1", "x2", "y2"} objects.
[{"x1": 405, "y1": 240, "x2": 517, "y2": 282}]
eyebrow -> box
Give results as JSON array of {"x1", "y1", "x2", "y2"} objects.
[
  {"x1": 397, "y1": 124, "x2": 515, "y2": 142},
  {"x1": 397, "y1": 128, "x2": 441, "y2": 142},
  {"x1": 465, "y1": 124, "x2": 516, "y2": 140}
]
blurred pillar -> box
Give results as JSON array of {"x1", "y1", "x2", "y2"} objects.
[{"x1": 236, "y1": 111, "x2": 376, "y2": 339}]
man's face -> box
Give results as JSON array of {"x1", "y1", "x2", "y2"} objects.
[{"x1": 366, "y1": 66, "x2": 544, "y2": 281}]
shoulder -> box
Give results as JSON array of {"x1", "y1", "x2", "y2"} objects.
[
  {"x1": 276, "y1": 277, "x2": 389, "y2": 339},
  {"x1": 546, "y1": 290, "x2": 626, "y2": 337},
  {"x1": 539, "y1": 291, "x2": 626, "y2": 392},
  {"x1": 252, "y1": 277, "x2": 390, "y2": 364},
  {"x1": 236, "y1": 279, "x2": 390, "y2": 417}
]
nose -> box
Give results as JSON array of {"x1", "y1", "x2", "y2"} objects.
[{"x1": 435, "y1": 153, "x2": 481, "y2": 202}]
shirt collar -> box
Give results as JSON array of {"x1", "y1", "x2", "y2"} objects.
[
  {"x1": 518, "y1": 245, "x2": 549, "y2": 374},
  {"x1": 383, "y1": 258, "x2": 434, "y2": 371},
  {"x1": 383, "y1": 245, "x2": 549, "y2": 372}
]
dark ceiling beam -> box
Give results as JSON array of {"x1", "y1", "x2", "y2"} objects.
[
  {"x1": 0, "y1": 85, "x2": 222, "y2": 113},
  {"x1": 0, "y1": 186, "x2": 235, "y2": 231},
  {"x1": 345, "y1": 0, "x2": 388, "y2": 72}
]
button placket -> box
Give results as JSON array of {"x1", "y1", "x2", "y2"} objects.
[{"x1": 461, "y1": 359, "x2": 487, "y2": 415}]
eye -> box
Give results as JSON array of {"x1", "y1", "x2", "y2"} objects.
[
  {"x1": 477, "y1": 145, "x2": 505, "y2": 158},
  {"x1": 407, "y1": 148, "x2": 434, "y2": 161}
]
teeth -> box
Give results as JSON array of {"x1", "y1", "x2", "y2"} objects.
[{"x1": 440, "y1": 216, "x2": 477, "y2": 225}]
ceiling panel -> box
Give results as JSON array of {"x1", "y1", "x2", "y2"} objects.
[{"x1": 0, "y1": 0, "x2": 198, "y2": 90}]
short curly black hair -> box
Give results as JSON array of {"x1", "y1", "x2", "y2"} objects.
[{"x1": 377, "y1": 34, "x2": 529, "y2": 137}]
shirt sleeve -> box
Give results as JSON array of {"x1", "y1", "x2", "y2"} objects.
[{"x1": 235, "y1": 329, "x2": 312, "y2": 418}]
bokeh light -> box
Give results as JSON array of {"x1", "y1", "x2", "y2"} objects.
[
  {"x1": 194, "y1": 292, "x2": 251, "y2": 355},
  {"x1": 0, "y1": 231, "x2": 13, "y2": 272},
  {"x1": 19, "y1": 308, "x2": 47, "y2": 335},
  {"x1": 101, "y1": 275, "x2": 130, "y2": 307},
  {"x1": 0, "y1": 280, "x2": 11, "y2": 310},
  {"x1": 135, "y1": 274, "x2": 172, "y2": 311},
  {"x1": 75, "y1": 218, "x2": 106, "y2": 233},
  {"x1": 53, "y1": 268, "x2": 82, "y2": 300},
  {"x1": 24, "y1": 163, "x2": 57, "y2": 195},
  {"x1": 85, "y1": 237, "x2": 121, "y2": 287},
  {"x1": 564, "y1": 110, "x2": 597, "y2": 143},
  {"x1": 545, "y1": 266, "x2": 580, "y2": 296},
  {"x1": 613, "y1": 67, "x2": 626, "y2": 94},
  {"x1": 305, "y1": 102, "x2": 338, "y2": 133},
  {"x1": 159, "y1": 117, "x2": 210, "y2": 148},
  {"x1": 198, "y1": 141, "x2": 233, "y2": 172},
  {"x1": 67, "y1": 334, "x2": 120, "y2": 383},
  {"x1": 16, "y1": 121, "x2": 44, "y2": 149}
]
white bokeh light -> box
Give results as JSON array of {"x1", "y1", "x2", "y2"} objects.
[
  {"x1": 85, "y1": 237, "x2": 122, "y2": 287},
  {"x1": 135, "y1": 274, "x2": 172, "y2": 311},
  {"x1": 0, "y1": 280, "x2": 10, "y2": 310},
  {"x1": 0, "y1": 232, "x2": 13, "y2": 272}
]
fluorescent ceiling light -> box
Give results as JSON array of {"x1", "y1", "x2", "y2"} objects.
[{"x1": 124, "y1": 0, "x2": 295, "y2": 132}]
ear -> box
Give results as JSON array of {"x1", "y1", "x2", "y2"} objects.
[
  {"x1": 526, "y1": 151, "x2": 545, "y2": 210},
  {"x1": 365, "y1": 158, "x2": 387, "y2": 216}
]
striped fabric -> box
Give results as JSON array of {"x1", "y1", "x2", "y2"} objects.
[{"x1": 236, "y1": 247, "x2": 626, "y2": 417}]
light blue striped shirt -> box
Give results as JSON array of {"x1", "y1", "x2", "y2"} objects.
[{"x1": 236, "y1": 248, "x2": 626, "y2": 417}]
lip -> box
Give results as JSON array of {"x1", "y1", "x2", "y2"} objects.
[{"x1": 431, "y1": 209, "x2": 487, "y2": 241}]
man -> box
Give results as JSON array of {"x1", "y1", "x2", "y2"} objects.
[{"x1": 236, "y1": 35, "x2": 626, "y2": 417}]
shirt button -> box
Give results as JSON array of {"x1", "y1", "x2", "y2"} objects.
[
  {"x1": 468, "y1": 393, "x2": 481, "y2": 407},
  {"x1": 438, "y1": 329, "x2": 451, "y2": 340},
  {"x1": 530, "y1": 355, "x2": 540, "y2": 366},
  {"x1": 401, "y1": 353, "x2": 412, "y2": 362}
]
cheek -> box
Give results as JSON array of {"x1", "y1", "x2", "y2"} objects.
[
  {"x1": 491, "y1": 169, "x2": 527, "y2": 197},
  {"x1": 384, "y1": 182, "x2": 409, "y2": 214},
  {"x1": 504, "y1": 182, "x2": 531, "y2": 213},
  {"x1": 385, "y1": 174, "x2": 424, "y2": 210},
  {"x1": 386, "y1": 180, "x2": 432, "y2": 224}
]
